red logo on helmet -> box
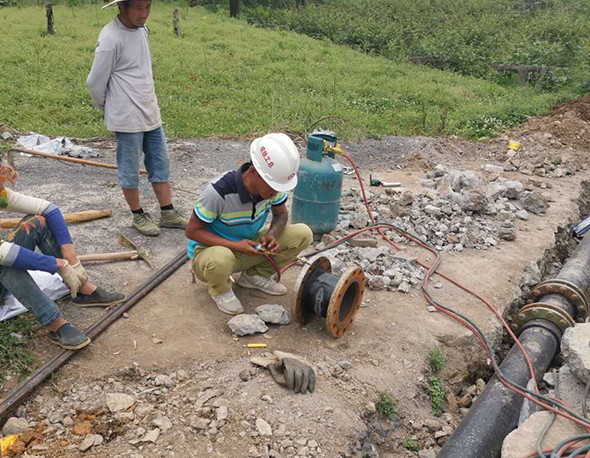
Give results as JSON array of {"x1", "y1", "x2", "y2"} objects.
[
  {"x1": 288, "y1": 173, "x2": 296, "y2": 180},
  {"x1": 260, "y1": 146, "x2": 274, "y2": 168}
]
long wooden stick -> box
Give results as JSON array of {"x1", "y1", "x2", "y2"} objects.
[
  {"x1": 12, "y1": 148, "x2": 147, "y2": 174},
  {"x1": 78, "y1": 251, "x2": 139, "y2": 262},
  {"x1": 1, "y1": 209, "x2": 112, "y2": 229}
]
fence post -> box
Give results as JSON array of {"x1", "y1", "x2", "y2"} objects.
[
  {"x1": 46, "y1": 3, "x2": 54, "y2": 34},
  {"x1": 173, "y1": 8, "x2": 181, "y2": 37},
  {"x1": 229, "y1": 0, "x2": 240, "y2": 18}
]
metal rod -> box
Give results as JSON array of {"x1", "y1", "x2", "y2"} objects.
[
  {"x1": 0, "y1": 250, "x2": 188, "y2": 424},
  {"x1": 437, "y1": 234, "x2": 590, "y2": 458}
]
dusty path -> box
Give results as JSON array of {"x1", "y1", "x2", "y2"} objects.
[{"x1": 0, "y1": 97, "x2": 589, "y2": 457}]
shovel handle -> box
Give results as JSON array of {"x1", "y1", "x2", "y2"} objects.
[{"x1": 78, "y1": 251, "x2": 139, "y2": 262}]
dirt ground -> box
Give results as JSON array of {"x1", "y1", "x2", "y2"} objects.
[{"x1": 0, "y1": 96, "x2": 589, "y2": 458}]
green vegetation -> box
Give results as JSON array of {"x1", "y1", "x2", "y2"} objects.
[
  {"x1": 427, "y1": 377, "x2": 445, "y2": 416},
  {"x1": 0, "y1": 314, "x2": 38, "y2": 382},
  {"x1": 404, "y1": 437, "x2": 420, "y2": 452},
  {"x1": 245, "y1": 0, "x2": 590, "y2": 89},
  {"x1": 0, "y1": 4, "x2": 582, "y2": 140},
  {"x1": 375, "y1": 389, "x2": 396, "y2": 422},
  {"x1": 428, "y1": 347, "x2": 445, "y2": 373}
]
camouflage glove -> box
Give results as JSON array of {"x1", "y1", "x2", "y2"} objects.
[
  {"x1": 71, "y1": 260, "x2": 88, "y2": 285},
  {"x1": 58, "y1": 260, "x2": 83, "y2": 299},
  {"x1": 251, "y1": 351, "x2": 316, "y2": 394}
]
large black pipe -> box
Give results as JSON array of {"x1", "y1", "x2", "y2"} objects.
[
  {"x1": 438, "y1": 235, "x2": 590, "y2": 458},
  {"x1": 0, "y1": 250, "x2": 189, "y2": 424}
]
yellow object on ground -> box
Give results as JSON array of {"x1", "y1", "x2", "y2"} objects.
[
  {"x1": 1, "y1": 435, "x2": 18, "y2": 457},
  {"x1": 246, "y1": 343, "x2": 267, "y2": 348},
  {"x1": 508, "y1": 140, "x2": 521, "y2": 151}
]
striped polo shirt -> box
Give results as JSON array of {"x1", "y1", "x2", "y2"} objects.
[{"x1": 186, "y1": 163, "x2": 288, "y2": 258}]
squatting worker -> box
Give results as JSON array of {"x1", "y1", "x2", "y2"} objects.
[
  {"x1": 0, "y1": 164, "x2": 125, "y2": 350},
  {"x1": 185, "y1": 133, "x2": 313, "y2": 315},
  {"x1": 86, "y1": 0, "x2": 187, "y2": 237}
]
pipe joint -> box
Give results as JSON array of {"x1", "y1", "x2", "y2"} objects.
[
  {"x1": 511, "y1": 302, "x2": 576, "y2": 336},
  {"x1": 527, "y1": 278, "x2": 589, "y2": 323}
]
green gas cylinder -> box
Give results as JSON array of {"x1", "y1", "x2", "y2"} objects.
[{"x1": 291, "y1": 132, "x2": 343, "y2": 235}]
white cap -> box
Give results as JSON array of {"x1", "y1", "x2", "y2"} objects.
[
  {"x1": 102, "y1": 0, "x2": 126, "y2": 9},
  {"x1": 250, "y1": 133, "x2": 300, "y2": 192}
]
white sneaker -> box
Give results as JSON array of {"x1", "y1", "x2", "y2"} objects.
[
  {"x1": 211, "y1": 289, "x2": 244, "y2": 315},
  {"x1": 237, "y1": 271, "x2": 287, "y2": 296}
]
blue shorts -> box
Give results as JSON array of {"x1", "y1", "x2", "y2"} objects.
[{"x1": 115, "y1": 126, "x2": 170, "y2": 189}]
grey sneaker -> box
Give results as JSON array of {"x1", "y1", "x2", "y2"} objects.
[
  {"x1": 211, "y1": 289, "x2": 244, "y2": 315},
  {"x1": 237, "y1": 270, "x2": 287, "y2": 296},
  {"x1": 159, "y1": 209, "x2": 188, "y2": 229},
  {"x1": 132, "y1": 212, "x2": 160, "y2": 236},
  {"x1": 72, "y1": 287, "x2": 126, "y2": 308},
  {"x1": 49, "y1": 323, "x2": 91, "y2": 350}
]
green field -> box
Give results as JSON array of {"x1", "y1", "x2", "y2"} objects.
[{"x1": 0, "y1": 3, "x2": 583, "y2": 140}]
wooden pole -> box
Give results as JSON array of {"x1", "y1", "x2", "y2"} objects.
[
  {"x1": 229, "y1": 0, "x2": 240, "y2": 18},
  {"x1": 1, "y1": 210, "x2": 112, "y2": 229},
  {"x1": 78, "y1": 251, "x2": 139, "y2": 262},
  {"x1": 173, "y1": 9, "x2": 181, "y2": 38},
  {"x1": 46, "y1": 3, "x2": 54, "y2": 34},
  {"x1": 12, "y1": 148, "x2": 147, "y2": 174}
]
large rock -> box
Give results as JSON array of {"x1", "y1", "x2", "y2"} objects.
[
  {"x1": 255, "y1": 304, "x2": 290, "y2": 325},
  {"x1": 106, "y1": 393, "x2": 135, "y2": 413},
  {"x1": 256, "y1": 418, "x2": 272, "y2": 436},
  {"x1": 228, "y1": 314, "x2": 268, "y2": 336},
  {"x1": 518, "y1": 191, "x2": 548, "y2": 215},
  {"x1": 2, "y1": 417, "x2": 29, "y2": 435},
  {"x1": 557, "y1": 364, "x2": 587, "y2": 409},
  {"x1": 79, "y1": 434, "x2": 95, "y2": 452},
  {"x1": 502, "y1": 411, "x2": 586, "y2": 458},
  {"x1": 459, "y1": 191, "x2": 487, "y2": 213},
  {"x1": 562, "y1": 323, "x2": 590, "y2": 384},
  {"x1": 450, "y1": 171, "x2": 484, "y2": 192},
  {"x1": 503, "y1": 181, "x2": 524, "y2": 199}
]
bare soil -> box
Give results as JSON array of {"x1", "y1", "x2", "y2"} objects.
[{"x1": 0, "y1": 96, "x2": 589, "y2": 458}]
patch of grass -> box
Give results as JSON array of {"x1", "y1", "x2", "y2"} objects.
[
  {"x1": 0, "y1": 314, "x2": 38, "y2": 382},
  {"x1": 375, "y1": 389, "x2": 396, "y2": 422},
  {"x1": 404, "y1": 437, "x2": 420, "y2": 452},
  {"x1": 428, "y1": 347, "x2": 445, "y2": 373},
  {"x1": 0, "y1": 4, "x2": 582, "y2": 140},
  {"x1": 427, "y1": 377, "x2": 445, "y2": 416}
]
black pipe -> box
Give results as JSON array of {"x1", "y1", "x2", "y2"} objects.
[
  {"x1": 0, "y1": 250, "x2": 189, "y2": 424},
  {"x1": 438, "y1": 235, "x2": 590, "y2": 458},
  {"x1": 437, "y1": 326, "x2": 559, "y2": 458},
  {"x1": 302, "y1": 269, "x2": 339, "y2": 318}
]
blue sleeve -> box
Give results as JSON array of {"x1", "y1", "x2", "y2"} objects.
[
  {"x1": 9, "y1": 245, "x2": 58, "y2": 274},
  {"x1": 43, "y1": 206, "x2": 72, "y2": 247}
]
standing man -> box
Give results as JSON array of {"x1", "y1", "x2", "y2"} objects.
[
  {"x1": 87, "y1": 0, "x2": 187, "y2": 236},
  {"x1": 186, "y1": 133, "x2": 313, "y2": 315}
]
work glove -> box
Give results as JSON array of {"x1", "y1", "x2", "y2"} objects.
[
  {"x1": 58, "y1": 260, "x2": 83, "y2": 299},
  {"x1": 251, "y1": 351, "x2": 316, "y2": 394},
  {"x1": 71, "y1": 260, "x2": 88, "y2": 285}
]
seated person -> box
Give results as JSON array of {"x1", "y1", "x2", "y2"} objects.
[
  {"x1": 185, "y1": 133, "x2": 312, "y2": 315},
  {"x1": 0, "y1": 164, "x2": 125, "y2": 350}
]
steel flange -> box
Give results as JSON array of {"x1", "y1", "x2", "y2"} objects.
[
  {"x1": 511, "y1": 302, "x2": 576, "y2": 336},
  {"x1": 325, "y1": 266, "x2": 365, "y2": 339},
  {"x1": 528, "y1": 279, "x2": 589, "y2": 323},
  {"x1": 292, "y1": 254, "x2": 366, "y2": 339}
]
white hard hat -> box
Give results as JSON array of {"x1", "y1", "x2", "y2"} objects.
[{"x1": 250, "y1": 133, "x2": 300, "y2": 192}]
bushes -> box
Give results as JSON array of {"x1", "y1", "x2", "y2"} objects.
[{"x1": 244, "y1": 0, "x2": 590, "y2": 87}]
